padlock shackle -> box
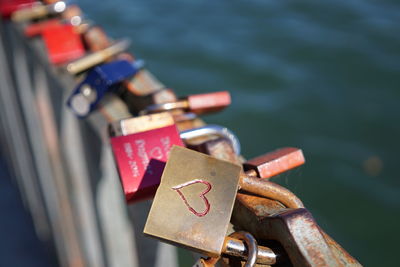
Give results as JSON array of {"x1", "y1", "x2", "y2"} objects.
[
  {"x1": 239, "y1": 175, "x2": 304, "y2": 209},
  {"x1": 139, "y1": 91, "x2": 231, "y2": 115},
  {"x1": 223, "y1": 235, "x2": 277, "y2": 265},
  {"x1": 180, "y1": 125, "x2": 241, "y2": 155},
  {"x1": 140, "y1": 101, "x2": 188, "y2": 115}
]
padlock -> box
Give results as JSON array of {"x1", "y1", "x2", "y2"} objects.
[
  {"x1": 144, "y1": 146, "x2": 305, "y2": 256},
  {"x1": 144, "y1": 146, "x2": 242, "y2": 256},
  {"x1": 24, "y1": 18, "x2": 61, "y2": 38},
  {"x1": 110, "y1": 115, "x2": 241, "y2": 203},
  {"x1": 67, "y1": 59, "x2": 142, "y2": 117},
  {"x1": 0, "y1": 0, "x2": 36, "y2": 19},
  {"x1": 11, "y1": 0, "x2": 67, "y2": 22},
  {"x1": 42, "y1": 23, "x2": 85, "y2": 65},
  {"x1": 109, "y1": 113, "x2": 184, "y2": 202},
  {"x1": 244, "y1": 147, "x2": 305, "y2": 179},
  {"x1": 66, "y1": 39, "x2": 131, "y2": 75},
  {"x1": 141, "y1": 91, "x2": 231, "y2": 116}
]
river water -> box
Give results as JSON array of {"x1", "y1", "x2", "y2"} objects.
[{"x1": 78, "y1": 0, "x2": 400, "y2": 265}]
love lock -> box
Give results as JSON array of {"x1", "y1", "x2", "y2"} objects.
[
  {"x1": 109, "y1": 114, "x2": 242, "y2": 203},
  {"x1": 42, "y1": 23, "x2": 85, "y2": 65},
  {"x1": 67, "y1": 59, "x2": 143, "y2": 117}
]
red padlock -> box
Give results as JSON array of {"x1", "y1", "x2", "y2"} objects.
[
  {"x1": 24, "y1": 18, "x2": 60, "y2": 37},
  {"x1": 110, "y1": 123, "x2": 184, "y2": 202},
  {"x1": 0, "y1": 0, "x2": 36, "y2": 18},
  {"x1": 42, "y1": 23, "x2": 85, "y2": 65}
]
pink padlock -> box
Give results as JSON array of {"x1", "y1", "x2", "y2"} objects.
[
  {"x1": 109, "y1": 113, "x2": 240, "y2": 203},
  {"x1": 110, "y1": 122, "x2": 184, "y2": 202}
]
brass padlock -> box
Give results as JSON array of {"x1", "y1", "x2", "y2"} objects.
[
  {"x1": 66, "y1": 39, "x2": 131, "y2": 75},
  {"x1": 144, "y1": 146, "x2": 242, "y2": 256},
  {"x1": 144, "y1": 146, "x2": 304, "y2": 257}
]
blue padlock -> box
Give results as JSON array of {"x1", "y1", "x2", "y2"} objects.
[{"x1": 67, "y1": 59, "x2": 143, "y2": 117}]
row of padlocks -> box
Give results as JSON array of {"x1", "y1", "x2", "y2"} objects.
[{"x1": 0, "y1": 0, "x2": 362, "y2": 266}]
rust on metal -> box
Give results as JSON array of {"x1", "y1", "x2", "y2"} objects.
[
  {"x1": 239, "y1": 174, "x2": 304, "y2": 209},
  {"x1": 232, "y1": 193, "x2": 362, "y2": 267},
  {"x1": 186, "y1": 137, "x2": 242, "y2": 165}
]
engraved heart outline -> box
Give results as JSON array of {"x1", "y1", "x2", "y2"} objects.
[{"x1": 172, "y1": 179, "x2": 212, "y2": 217}]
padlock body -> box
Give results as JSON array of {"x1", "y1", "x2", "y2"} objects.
[
  {"x1": 67, "y1": 59, "x2": 139, "y2": 117},
  {"x1": 0, "y1": 0, "x2": 36, "y2": 18},
  {"x1": 24, "y1": 18, "x2": 60, "y2": 37},
  {"x1": 188, "y1": 91, "x2": 231, "y2": 114},
  {"x1": 110, "y1": 125, "x2": 184, "y2": 202},
  {"x1": 144, "y1": 146, "x2": 241, "y2": 257},
  {"x1": 42, "y1": 24, "x2": 85, "y2": 65}
]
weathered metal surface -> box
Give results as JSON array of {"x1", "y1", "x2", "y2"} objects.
[
  {"x1": 109, "y1": 112, "x2": 175, "y2": 137},
  {"x1": 144, "y1": 146, "x2": 241, "y2": 257},
  {"x1": 232, "y1": 194, "x2": 362, "y2": 267},
  {"x1": 186, "y1": 137, "x2": 242, "y2": 165},
  {"x1": 239, "y1": 174, "x2": 304, "y2": 209}
]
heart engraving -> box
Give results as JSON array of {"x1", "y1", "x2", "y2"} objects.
[{"x1": 172, "y1": 179, "x2": 212, "y2": 217}]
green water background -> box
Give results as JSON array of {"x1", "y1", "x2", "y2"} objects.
[{"x1": 78, "y1": 0, "x2": 400, "y2": 266}]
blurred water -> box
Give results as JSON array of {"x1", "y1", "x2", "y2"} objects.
[{"x1": 78, "y1": 0, "x2": 400, "y2": 265}]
